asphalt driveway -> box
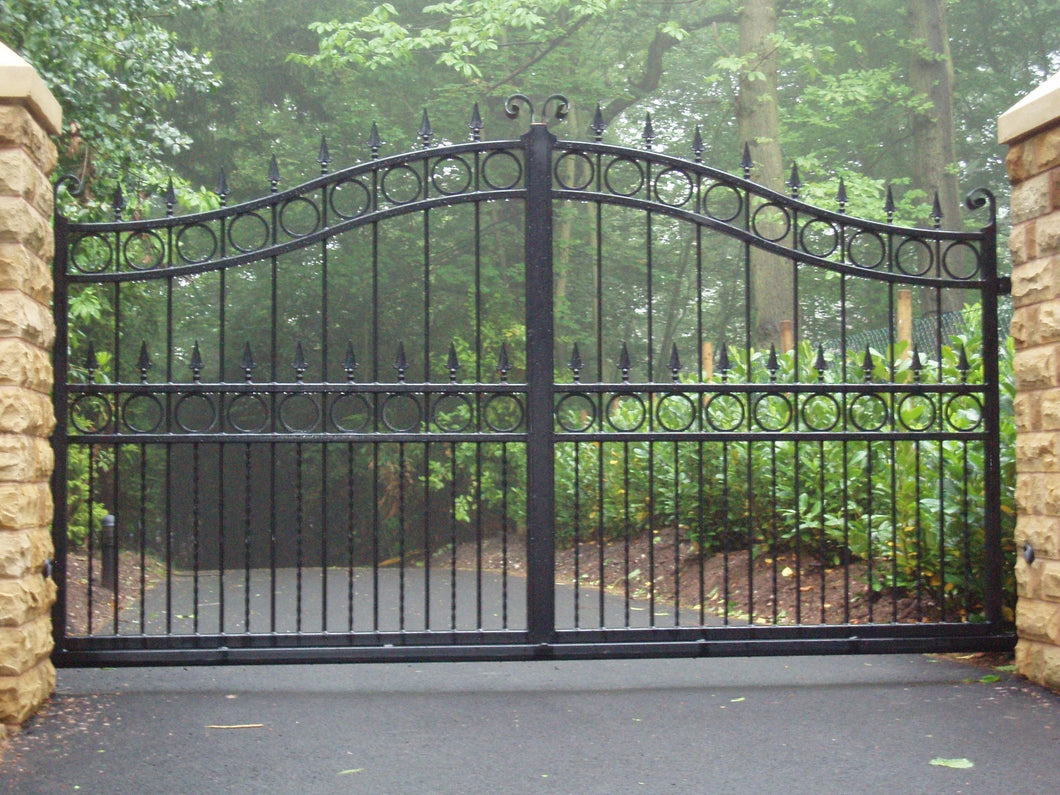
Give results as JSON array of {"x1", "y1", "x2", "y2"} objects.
[{"x1": 3, "y1": 652, "x2": 1060, "y2": 794}]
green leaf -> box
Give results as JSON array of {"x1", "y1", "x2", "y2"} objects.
[{"x1": 930, "y1": 758, "x2": 974, "y2": 769}]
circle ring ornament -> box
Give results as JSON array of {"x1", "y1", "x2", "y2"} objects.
[
  {"x1": 848, "y1": 393, "x2": 890, "y2": 432},
  {"x1": 71, "y1": 394, "x2": 113, "y2": 434},
  {"x1": 555, "y1": 393, "x2": 596, "y2": 433},
  {"x1": 228, "y1": 394, "x2": 270, "y2": 433},
  {"x1": 330, "y1": 393, "x2": 372, "y2": 433},
  {"x1": 432, "y1": 393, "x2": 474, "y2": 433},
  {"x1": 752, "y1": 393, "x2": 794, "y2": 432},
  {"x1": 381, "y1": 393, "x2": 422, "y2": 432},
  {"x1": 605, "y1": 393, "x2": 647, "y2": 432},
  {"x1": 175, "y1": 393, "x2": 218, "y2": 433},
  {"x1": 121, "y1": 394, "x2": 165, "y2": 434},
  {"x1": 655, "y1": 393, "x2": 697, "y2": 432},
  {"x1": 703, "y1": 393, "x2": 745, "y2": 432},
  {"x1": 70, "y1": 233, "x2": 114, "y2": 274},
  {"x1": 554, "y1": 152, "x2": 594, "y2": 190},
  {"x1": 800, "y1": 393, "x2": 841, "y2": 431},
  {"x1": 484, "y1": 394, "x2": 524, "y2": 432},
  {"x1": 176, "y1": 223, "x2": 218, "y2": 265}
]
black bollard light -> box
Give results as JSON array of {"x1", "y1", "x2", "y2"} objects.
[{"x1": 101, "y1": 514, "x2": 117, "y2": 591}]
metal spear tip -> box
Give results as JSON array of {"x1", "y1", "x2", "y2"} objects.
[
  {"x1": 568, "y1": 343, "x2": 583, "y2": 379},
  {"x1": 717, "y1": 343, "x2": 731, "y2": 375},
  {"x1": 835, "y1": 176, "x2": 848, "y2": 209},
  {"x1": 958, "y1": 343, "x2": 970, "y2": 375},
  {"x1": 788, "y1": 161, "x2": 802, "y2": 195},
  {"x1": 393, "y1": 343, "x2": 408, "y2": 379},
  {"x1": 692, "y1": 126, "x2": 704, "y2": 160},
  {"x1": 815, "y1": 344, "x2": 828, "y2": 380},
  {"x1": 268, "y1": 155, "x2": 280, "y2": 188},
  {"x1": 215, "y1": 168, "x2": 229, "y2": 200},
  {"x1": 497, "y1": 342, "x2": 512, "y2": 379},
  {"x1": 419, "y1": 109, "x2": 433, "y2": 146},
  {"x1": 911, "y1": 345, "x2": 924, "y2": 380},
  {"x1": 138, "y1": 341, "x2": 152, "y2": 380},
  {"x1": 643, "y1": 113, "x2": 655, "y2": 149},
  {"x1": 884, "y1": 185, "x2": 896, "y2": 220},
  {"x1": 85, "y1": 341, "x2": 99, "y2": 374},
  {"x1": 590, "y1": 103, "x2": 606, "y2": 140},
  {"x1": 447, "y1": 342, "x2": 461, "y2": 381},
  {"x1": 669, "y1": 343, "x2": 682, "y2": 380},
  {"x1": 861, "y1": 346, "x2": 874, "y2": 380},
  {"x1": 368, "y1": 121, "x2": 382, "y2": 154},
  {"x1": 618, "y1": 342, "x2": 632, "y2": 380},
  {"x1": 318, "y1": 136, "x2": 331, "y2": 173},
  {"x1": 469, "y1": 103, "x2": 484, "y2": 140},
  {"x1": 343, "y1": 342, "x2": 358, "y2": 379},
  {"x1": 190, "y1": 341, "x2": 204, "y2": 379},
  {"x1": 293, "y1": 342, "x2": 308, "y2": 377},
  {"x1": 741, "y1": 142, "x2": 754, "y2": 176},
  {"x1": 241, "y1": 341, "x2": 255, "y2": 374},
  {"x1": 164, "y1": 178, "x2": 177, "y2": 214},
  {"x1": 113, "y1": 185, "x2": 126, "y2": 219},
  {"x1": 931, "y1": 190, "x2": 943, "y2": 227}
]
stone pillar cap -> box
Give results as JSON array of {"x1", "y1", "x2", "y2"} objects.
[
  {"x1": 0, "y1": 41, "x2": 62, "y2": 136},
  {"x1": 999, "y1": 71, "x2": 1060, "y2": 145}
]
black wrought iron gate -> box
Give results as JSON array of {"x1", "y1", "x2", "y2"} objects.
[{"x1": 52, "y1": 94, "x2": 1014, "y2": 666}]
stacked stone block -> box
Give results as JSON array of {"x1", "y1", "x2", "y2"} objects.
[
  {"x1": 1001, "y1": 73, "x2": 1060, "y2": 689},
  {"x1": 0, "y1": 42, "x2": 60, "y2": 731}
]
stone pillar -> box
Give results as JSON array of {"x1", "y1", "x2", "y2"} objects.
[
  {"x1": 1000, "y1": 72, "x2": 1060, "y2": 689},
  {"x1": 0, "y1": 42, "x2": 61, "y2": 732}
]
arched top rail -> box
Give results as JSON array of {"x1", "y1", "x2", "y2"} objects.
[{"x1": 56, "y1": 134, "x2": 996, "y2": 288}]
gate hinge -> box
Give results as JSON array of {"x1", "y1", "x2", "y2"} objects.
[{"x1": 997, "y1": 276, "x2": 1012, "y2": 294}]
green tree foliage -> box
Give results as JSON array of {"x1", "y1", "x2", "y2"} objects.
[{"x1": 2, "y1": 0, "x2": 221, "y2": 215}]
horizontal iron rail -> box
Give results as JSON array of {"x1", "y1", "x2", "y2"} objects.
[
  {"x1": 54, "y1": 632, "x2": 1015, "y2": 668},
  {"x1": 67, "y1": 382, "x2": 989, "y2": 396},
  {"x1": 69, "y1": 382, "x2": 528, "y2": 395}
]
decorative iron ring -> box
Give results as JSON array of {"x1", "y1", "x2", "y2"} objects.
[{"x1": 504, "y1": 93, "x2": 570, "y2": 126}]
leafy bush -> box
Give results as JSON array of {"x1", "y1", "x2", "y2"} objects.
[{"x1": 441, "y1": 302, "x2": 1015, "y2": 616}]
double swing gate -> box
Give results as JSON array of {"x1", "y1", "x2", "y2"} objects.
[{"x1": 52, "y1": 94, "x2": 1014, "y2": 666}]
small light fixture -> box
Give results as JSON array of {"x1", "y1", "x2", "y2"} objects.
[{"x1": 1024, "y1": 543, "x2": 1036, "y2": 565}]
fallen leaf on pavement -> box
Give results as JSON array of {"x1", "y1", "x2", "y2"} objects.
[
  {"x1": 206, "y1": 724, "x2": 264, "y2": 730},
  {"x1": 930, "y1": 758, "x2": 973, "y2": 769}
]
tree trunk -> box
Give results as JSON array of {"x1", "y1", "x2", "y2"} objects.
[
  {"x1": 736, "y1": 0, "x2": 792, "y2": 347},
  {"x1": 907, "y1": 0, "x2": 962, "y2": 314}
]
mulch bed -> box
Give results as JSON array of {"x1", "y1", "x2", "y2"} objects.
[
  {"x1": 452, "y1": 528, "x2": 952, "y2": 625},
  {"x1": 60, "y1": 550, "x2": 166, "y2": 636}
]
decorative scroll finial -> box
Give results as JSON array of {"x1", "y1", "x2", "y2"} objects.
[
  {"x1": 504, "y1": 93, "x2": 570, "y2": 127},
  {"x1": 965, "y1": 187, "x2": 997, "y2": 228}
]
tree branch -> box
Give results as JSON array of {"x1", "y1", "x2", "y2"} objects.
[{"x1": 603, "y1": 11, "x2": 738, "y2": 123}]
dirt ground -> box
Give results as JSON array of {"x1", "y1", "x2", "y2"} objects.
[
  {"x1": 451, "y1": 529, "x2": 953, "y2": 626},
  {"x1": 60, "y1": 550, "x2": 166, "y2": 636}
]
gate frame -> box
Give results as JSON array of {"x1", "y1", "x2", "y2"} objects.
[{"x1": 51, "y1": 94, "x2": 1016, "y2": 666}]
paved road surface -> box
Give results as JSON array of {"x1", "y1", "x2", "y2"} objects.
[{"x1": 3, "y1": 652, "x2": 1060, "y2": 794}]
